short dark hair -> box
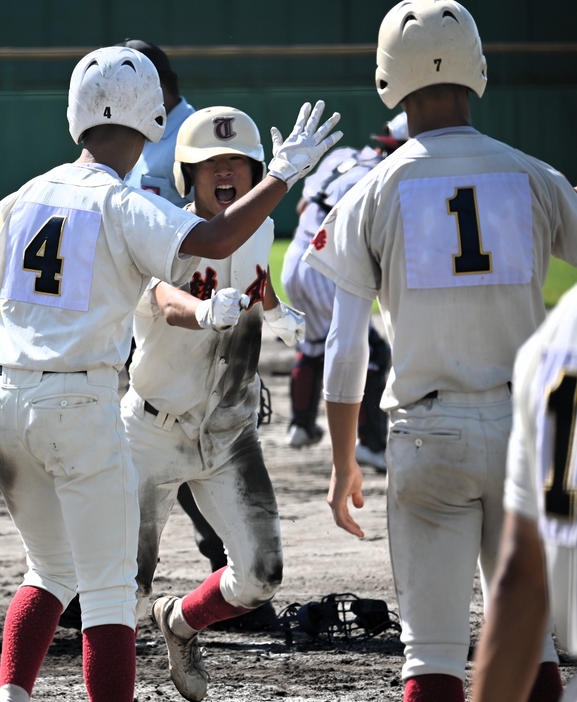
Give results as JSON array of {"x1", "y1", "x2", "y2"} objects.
[{"x1": 116, "y1": 39, "x2": 180, "y2": 98}]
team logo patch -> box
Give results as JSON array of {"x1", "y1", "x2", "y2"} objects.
[
  {"x1": 213, "y1": 117, "x2": 236, "y2": 141},
  {"x1": 311, "y1": 228, "x2": 327, "y2": 251},
  {"x1": 190, "y1": 267, "x2": 217, "y2": 300},
  {"x1": 244, "y1": 264, "x2": 267, "y2": 309}
]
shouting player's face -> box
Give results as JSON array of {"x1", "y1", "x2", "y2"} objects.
[{"x1": 191, "y1": 154, "x2": 253, "y2": 221}]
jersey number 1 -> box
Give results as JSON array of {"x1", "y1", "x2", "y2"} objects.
[
  {"x1": 544, "y1": 372, "x2": 577, "y2": 520},
  {"x1": 447, "y1": 187, "x2": 492, "y2": 275},
  {"x1": 23, "y1": 215, "x2": 65, "y2": 296}
]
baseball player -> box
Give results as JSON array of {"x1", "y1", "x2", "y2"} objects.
[
  {"x1": 119, "y1": 39, "x2": 196, "y2": 207},
  {"x1": 303, "y1": 1, "x2": 577, "y2": 701},
  {"x1": 0, "y1": 46, "x2": 341, "y2": 702},
  {"x1": 473, "y1": 283, "x2": 577, "y2": 702},
  {"x1": 121, "y1": 106, "x2": 305, "y2": 701},
  {"x1": 281, "y1": 116, "x2": 407, "y2": 468}
]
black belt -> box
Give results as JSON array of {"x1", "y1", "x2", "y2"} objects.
[
  {"x1": 144, "y1": 400, "x2": 159, "y2": 417},
  {"x1": 423, "y1": 382, "x2": 512, "y2": 401}
]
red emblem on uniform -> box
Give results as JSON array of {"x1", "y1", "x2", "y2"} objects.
[
  {"x1": 311, "y1": 228, "x2": 327, "y2": 250},
  {"x1": 213, "y1": 117, "x2": 236, "y2": 141},
  {"x1": 244, "y1": 265, "x2": 267, "y2": 309},
  {"x1": 190, "y1": 267, "x2": 218, "y2": 300}
]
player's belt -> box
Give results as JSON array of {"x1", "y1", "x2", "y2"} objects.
[
  {"x1": 423, "y1": 382, "x2": 513, "y2": 400},
  {"x1": 144, "y1": 400, "x2": 159, "y2": 417}
]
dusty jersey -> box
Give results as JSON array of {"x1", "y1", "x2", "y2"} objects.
[
  {"x1": 129, "y1": 218, "x2": 274, "y2": 453},
  {"x1": 0, "y1": 163, "x2": 202, "y2": 372},
  {"x1": 304, "y1": 127, "x2": 577, "y2": 410},
  {"x1": 505, "y1": 283, "x2": 577, "y2": 654}
]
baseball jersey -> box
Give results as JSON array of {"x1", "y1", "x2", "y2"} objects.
[
  {"x1": 129, "y1": 217, "x2": 274, "y2": 455},
  {"x1": 505, "y1": 283, "x2": 577, "y2": 655},
  {"x1": 125, "y1": 97, "x2": 195, "y2": 206},
  {"x1": 293, "y1": 145, "x2": 383, "y2": 251},
  {"x1": 0, "y1": 163, "x2": 203, "y2": 372},
  {"x1": 304, "y1": 126, "x2": 577, "y2": 410}
]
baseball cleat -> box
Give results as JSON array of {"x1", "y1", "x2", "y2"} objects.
[
  {"x1": 355, "y1": 441, "x2": 387, "y2": 473},
  {"x1": 287, "y1": 424, "x2": 323, "y2": 448},
  {"x1": 151, "y1": 596, "x2": 210, "y2": 701}
]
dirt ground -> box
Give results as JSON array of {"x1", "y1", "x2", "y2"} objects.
[{"x1": 0, "y1": 320, "x2": 575, "y2": 701}]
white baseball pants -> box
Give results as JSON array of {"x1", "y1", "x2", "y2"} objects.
[
  {"x1": 386, "y1": 385, "x2": 558, "y2": 681},
  {"x1": 0, "y1": 367, "x2": 139, "y2": 631}
]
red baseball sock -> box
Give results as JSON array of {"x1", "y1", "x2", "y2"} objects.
[
  {"x1": 181, "y1": 567, "x2": 250, "y2": 631},
  {"x1": 404, "y1": 673, "x2": 465, "y2": 702},
  {"x1": 527, "y1": 662, "x2": 563, "y2": 702},
  {"x1": 0, "y1": 585, "x2": 62, "y2": 695},
  {"x1": 83, "y1": 624, "x2": 135, "y2": 702}
]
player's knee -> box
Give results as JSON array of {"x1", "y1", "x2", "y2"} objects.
[{"x1": 239, "y1": 555, "x2": 283, "y2": 608}]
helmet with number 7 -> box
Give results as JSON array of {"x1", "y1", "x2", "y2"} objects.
[
  {"x1": 67, "y1": 46, "x2": 166, "y2": 144},
  {"x1": 173, "y1": 106, "x2": 266, "y2": 197},
  {"x1": 375, "y1": 0, "x2": 487, "y2": 109}
]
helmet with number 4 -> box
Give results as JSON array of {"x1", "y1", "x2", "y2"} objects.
[
  {"x1": 375, "y1": 0, "x2": 487, "y2": 109},
  {"x1": 173, "y1": 106, "x2": 266, "y2": 197},
  {"x1": 67, "y1": 46, "x2": 166, "y2": 144}
]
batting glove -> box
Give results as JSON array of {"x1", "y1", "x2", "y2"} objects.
[
  {"x1": 268, "y1": 101, "x2": 343, "y2": 191},
  {"x1": 195, "y1": 288, "x2": 243, "y2": 331},
  {"x1": 263, "y1": 301, "x2": 306, "y2": 346}
]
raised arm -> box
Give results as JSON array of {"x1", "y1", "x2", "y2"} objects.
[{"x1": 179, "y1": 102, "x2": 342, "y2": 259}]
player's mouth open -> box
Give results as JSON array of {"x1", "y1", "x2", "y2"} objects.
[{"x1": 216, "y1": 184, "x2": 236, "y2": 204}]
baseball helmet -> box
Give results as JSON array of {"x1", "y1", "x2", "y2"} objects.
[
  {"x1": 173, "y1": 106, "x2": 266, "y2": 197},
  {"x1": 375, "y1": 0, "x2": 487, "y2": 109},
  {"x1": 67, "y1": 46, "x2": 166, "y2": 144}
]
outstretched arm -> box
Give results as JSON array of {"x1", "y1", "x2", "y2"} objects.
[{"x1": 179, "y1": 101, "x2": 342, "y2": 259}]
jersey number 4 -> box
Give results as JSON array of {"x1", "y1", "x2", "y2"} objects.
[
  {"x1": 447, "y1": 187, "x2": 492, "y2": 275},
  {"x1": 544, "y1": 372, "x2": 577, "y2": 520},
  {"x1": 23, "y1": 215, "x2": 65, "y2": 296}
]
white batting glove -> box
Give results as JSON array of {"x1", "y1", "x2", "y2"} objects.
[
  {"x1": 268, "y1": 101, "x2": 343, "y2": 191},
  {"x1": 263, "y1": 301, "x2": 306, "y2": 346},
  {"x1": 195, "y1": 288, "x2": 243, "y2": 331}
]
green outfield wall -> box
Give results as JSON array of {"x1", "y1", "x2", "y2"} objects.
[{"x1": 0, "y1": 0, "x2": 576, "y2": 235}]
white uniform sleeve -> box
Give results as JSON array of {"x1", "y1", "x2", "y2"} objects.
[
  {"x1": 504, "y1": 335, "x2": 541, "y2": 522},
  {"x1": 324, "y1": 285, "x2": 373, "y2": 403},
  {"x1": 115, "y1": 188, "x2": 204, "y2": 286},
  {"x1": 548, "y1": 170, "x2": 577, "y2": 265},
  {"x1": 303, "y1": 175, "x2": 382, "y2": 301}
]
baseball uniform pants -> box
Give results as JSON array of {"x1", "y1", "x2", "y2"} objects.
[
  {"x1": 121, "y1": 388, "x2": 283, "y2": 621},
  {"x1": 386, "y1": 385, "x2": 558, "y2": 681},
  {"x1": 0, "y1": 367, "x2": 139, "y2": 631}
]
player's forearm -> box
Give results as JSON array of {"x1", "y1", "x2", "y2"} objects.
[
  {"x1": 179, "y1": 176, "x2": 287, "y2": 259},
  {"x1": 155, "y1": 283, "x2": 203, "y2": 330},
  {"x1": 326, "y1": 400, "x2": 361, "y2": 471},
  {"x1": 473, "y1": 514, "x2": 549, "y2": 702}
]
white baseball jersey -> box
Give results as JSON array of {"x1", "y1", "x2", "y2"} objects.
[
  {"x1": 0, "y1": 163, "x2": 202, "y2": 372},
  {"x1": 505, "y1": 283, "x2": 577, "y2": 655},
  {"x1": 282, "y1": 146, "x2": 383, "y2": 355},
  {"x1": 304, "y1": 127, "x2": 577, "y2": 410},
  {"x1": 129, "y1": 218, "x2": 274, "y2": 452}
]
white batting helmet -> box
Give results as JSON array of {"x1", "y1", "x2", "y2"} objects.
[
  {"x1": 375, "y1": 0, "x2": 487, "y2": 109},
  {"x1": 173, "y1": 106, "x2": 266, "y2": 197},
  {"x1": 67, "y1": 46, "x2": 166, "y2": 144}
]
